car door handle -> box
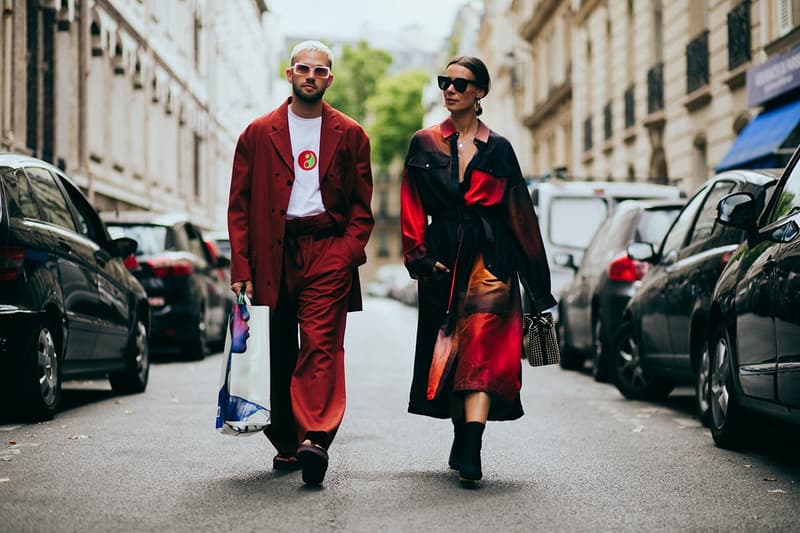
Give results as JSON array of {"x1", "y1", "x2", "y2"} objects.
[{"x1": 57, "y1": 240, "x2": 72, "y2": 253}]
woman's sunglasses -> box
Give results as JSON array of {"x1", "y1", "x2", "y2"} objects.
[
  {"x1": 437, "y1": 76, "x2": 474, "y2": 93},
  {"x1": 292, "y1": 63, "x2": 332, "y2": 79}
]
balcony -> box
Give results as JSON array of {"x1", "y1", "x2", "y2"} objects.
[
  {"x1": 728, "y1": 1, "x2": 751, "y2": 70},
  {"x1": 687, "y1": 30, "x2": 710, "y2": 94},
  {"x1": 647, "y1": 63, "x2": 664, "y2": 114}
]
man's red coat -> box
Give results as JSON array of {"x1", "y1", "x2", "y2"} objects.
[{"x1": 227, "y1": 98, "x2": 374, "y2": 311}]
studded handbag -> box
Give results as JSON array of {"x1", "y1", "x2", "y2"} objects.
[{"x1": 522, "y1": 311, "x2": 560, "y2": 367}]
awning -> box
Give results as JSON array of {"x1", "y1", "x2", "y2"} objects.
[{"x1": 716, "y1": 98, "x2": 800, "y2": 171}]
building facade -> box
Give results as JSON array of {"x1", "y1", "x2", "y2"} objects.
[
  {"x1": 0, "y1": 0, "x2": 275, "y2": 230},
  {"x1": 479, "y1": 0, "x2": 800, "y2": 194}
]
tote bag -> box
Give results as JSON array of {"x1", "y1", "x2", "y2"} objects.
[{"x1": 215, "y1": 295, "x2": 271, "y2": 435}]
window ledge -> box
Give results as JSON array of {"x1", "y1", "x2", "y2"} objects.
[
  {"x1": 684, "y1": 85, "x2": 712, "y2": 112},
  {"x1": 623, "y1": 127, "x2": 637, "y2": 144},
  {"x1": 602, "y1": 139, "x2": 614, "y2": 154},
  {"x1": 643, "y1": 110, "x2": 666, "y2": 130},
  {"x1": 581, "y1": 151, "x2": 594, "y2": 166},
  {"x1": 724, "y1": 63, "x2": 749, "y2": 90}
]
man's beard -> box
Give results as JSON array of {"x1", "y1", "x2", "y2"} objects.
[{"x1": 293, "y1": 82, "x2": 326, "y2": 103}]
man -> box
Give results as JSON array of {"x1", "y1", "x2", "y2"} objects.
[{"x1": 227, "y1": 40, "x2": 374, "y2": 485}]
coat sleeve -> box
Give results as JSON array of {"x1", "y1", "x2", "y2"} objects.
[
  {"x1": 341, "y1": 126, "x2": 374, "y2": 266},
  {"x1": 504, "y1": 144, "x2": 557, "y2": 312},
  {"x1": 227, "y1": 126, "x2": 253, "y2": 284},
  {"x1": 401, "y1": 136, "x2": 436, "y2": 279}
]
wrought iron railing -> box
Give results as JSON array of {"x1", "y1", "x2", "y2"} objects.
[
  {"x1": 727, "y1": 0, "x2": 751, "y2": 70},
  {"x1": 647, "y1": 63, "x2": 664, "y2": 114},
  {"x1": 687, "y1": 30, "x2": 710, "y2": 94},
  {"x1": 624, "y1": 85, "x2": 635, "y2": 128}
]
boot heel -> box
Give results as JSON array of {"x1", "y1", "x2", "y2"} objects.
[{"x1": 449, "y1": 420, "x2": 466, "y2": 470}]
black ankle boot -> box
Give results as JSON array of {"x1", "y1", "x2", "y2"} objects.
[
  {"x1": 459, "y1": 422, "x2": 485, "y2": 484},
  {"x1": 448, "y1": 420, "x2": 466, "y2": 470}
]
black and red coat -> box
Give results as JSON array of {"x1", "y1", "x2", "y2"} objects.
[{"x1": 401, "y1": 118, "x2": 555, "y2": 420}]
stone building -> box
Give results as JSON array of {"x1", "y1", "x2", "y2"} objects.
[
  {"x1": 0, "y1": 0, "x2": 275, "y2": 230},
  {"x1": 479, "y1": 0, "x2": 800, "y2": 194}
]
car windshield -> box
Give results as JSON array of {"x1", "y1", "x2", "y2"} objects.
[
  {"x1": 548, "y1": 197, "x2": 609, "y2": 249},
  {"x1": 107, "y1": 224, "x2": 168, "y2": 256},
  {"x1": 636, "y1": 207, "x2": 682, "y2": 245}
]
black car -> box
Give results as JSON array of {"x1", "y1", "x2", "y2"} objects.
[
  {"x1": 102, "y1": 212, "x2": 230, "y2": 359},
  {"x1": 613, "y1": 170, "x2": 779, "y2": 422},
  {"x1": 556, "y1": 199, "x2": 683, "y2": 381},
  {"x1": 708, "y1": 147, "x2": 800, "y2": 448},
  {"x1": 0, "y1": 154, "x2": 150, "y2": 421}
]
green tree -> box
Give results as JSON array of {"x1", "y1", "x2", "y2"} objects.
[
  {"x1": 366, "y1": 69, "x2": 430, "y2": 171},
  {"x1": 325, "y1": 40, "x2": 393, "y2": 123}
]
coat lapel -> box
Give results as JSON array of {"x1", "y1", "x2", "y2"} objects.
[
  {"x1": 319, "y1": 102, "x2": 343, "y2": 183},
  {"x1": 269, "y1": 99, "x2": 294, "y2": 172}
]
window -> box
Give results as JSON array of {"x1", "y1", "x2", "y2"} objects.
[
  {"x1": 688, "y1": 181, "x2": 736, "y2": 245},
  {"x1": 768, "y1": 159, "x2": 800, "y2": 224},
  {"x1": 635, "y1": 207, "x2": 682, "y2": 245},
  {"x1": 660, "y1": 186, "x2": 707, "y2": 258},
  {"x1": 24, "y1": 167, "x2": 76, "y2": 231},
  {"x1": 2, "y1": 168, "x2": 40, "y2": 219},
  {"x1": 59, "y1": 175, "x2": 103, "y2": 242}
]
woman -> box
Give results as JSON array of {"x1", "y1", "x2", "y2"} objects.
[{"x1": 401, "y1": 56, "x2": 555, "y2": 485}]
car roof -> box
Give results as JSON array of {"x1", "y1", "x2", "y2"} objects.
[
  {"x1": 713, "y1": 168, "x2": 782, "y2": 185},
  {"x1": 532, "y1": 180, "x2": 681, "y2": 195},
  {"x1": 0, "y1": 153, "x2": 61, "y2": 171},
  {"x1": 99, "y1": 210, "x2": 192, "y2": 227}
]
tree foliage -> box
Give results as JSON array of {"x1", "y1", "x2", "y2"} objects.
[
  {"x1": 366, "y1": 70, "x2": 430, "y2": 171},
  {"x1": 325, "y1": 41, "x2": 393, "y2": 124}
]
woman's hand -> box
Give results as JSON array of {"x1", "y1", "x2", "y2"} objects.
[{"x1": 432, "y1": 261, "x2": 450, "y2": 274}]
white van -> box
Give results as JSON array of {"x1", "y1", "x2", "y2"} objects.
[{"x1": 529, "y1": 180, "x2": 683, "y2": 307}]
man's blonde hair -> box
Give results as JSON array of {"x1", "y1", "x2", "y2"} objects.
[{"x1": 290, "y1": 40, "x2": 334, "y2": 69}]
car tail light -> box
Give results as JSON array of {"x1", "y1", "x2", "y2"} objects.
[
  {"x1": 608, "y1": 254, "x2": 649, "y2": 282},
  {"x1": 123, "y1": 254, "x2": 139, "y2": 270},
  {"x1": 0, "y1": 247, "x2": 24, "y2": 281},
  {"x1": 145, "y1": 258, "x2": 194, "y2": 278},
  {"x1": 719, "y1": 250, "x2": 733, "y2": 269}
]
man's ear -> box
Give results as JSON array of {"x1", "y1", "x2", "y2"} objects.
[
  {"x1": 285, "y1": 67, "x2": 293, "y2": 83},
  {"x1": 326, "y1": 73, "x2": 334, "y2": 88}
]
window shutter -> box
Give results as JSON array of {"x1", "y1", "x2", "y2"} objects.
[{"x1": 778, "y1": 0, "x2": 795, "y2": 36}]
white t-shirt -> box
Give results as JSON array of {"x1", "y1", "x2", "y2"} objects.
[{"x1": 286, "y1": 107, "x2": 325, "y2": 219}]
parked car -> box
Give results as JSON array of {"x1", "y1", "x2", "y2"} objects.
[
  {"x1": 707, "y1": 147, "x2": 800, "y2": 448},
  {"x1": 204, "y1": 230, "x2": 231, "y2": 259},
  {"x1": 527, "y1": 179, "x2": 683, "y2": 312},
  {"x1": 0, "y1": 154, "x2": 150, "y2": 421},
  {"x1": 556, "y1": 199, "x2": 683, "y2": 380},
  {"x1": 612, "y1": 170, "x2": 779, "y2": 423},
  {"x1": 102, "y1": 212, "x2": 230, "y2": 359}
]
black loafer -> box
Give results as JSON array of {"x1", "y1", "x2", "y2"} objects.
[{"x1": 297, "y1": 443, "x2": 329, "y2": 485}]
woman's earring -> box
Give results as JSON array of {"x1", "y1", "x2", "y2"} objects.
[{"x1": 474, "y1": 98, "x2": 483, "y2": 116}]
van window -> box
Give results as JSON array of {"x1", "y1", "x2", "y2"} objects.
[{"x1": 548, "y1": 197, "x2": 609, "y2": 249}]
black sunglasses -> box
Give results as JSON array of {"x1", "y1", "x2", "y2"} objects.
[{"x1": 437, "y1": 76, "x2": 474, "y2": 93}]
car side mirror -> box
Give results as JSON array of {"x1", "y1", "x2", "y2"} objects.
[
  {"x1": 717, "y1": 192, "x2": 756, "y2": 230},
  {"x1": 215, "y1": 255, "x2": 231, "y2": 268},
  {"x1": 112, "y1": 237, "x2": 138, "y2": 258},
  {"x1": 553, "y1": 252, "x2": 578, "y2": 271},
  {"x1": 627, "y1": 241, "x2": 656, "y2": 262}
]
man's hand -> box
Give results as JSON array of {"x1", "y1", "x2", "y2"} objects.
[{"x1": 231, "y1": 280, "x2": 253, "y2": 300}]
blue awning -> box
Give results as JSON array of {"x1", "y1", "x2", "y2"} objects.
[{"x1": 716, "y1": 98, "x2": 800, "y2": 171}]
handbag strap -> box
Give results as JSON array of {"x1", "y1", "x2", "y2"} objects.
[{"x1": 519, "y1": 276, "x2": 539, "y2": 314}]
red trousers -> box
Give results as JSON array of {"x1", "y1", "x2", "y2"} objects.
[{"x1": 264, "y1": 214, "x2": 352, "y2": 454}]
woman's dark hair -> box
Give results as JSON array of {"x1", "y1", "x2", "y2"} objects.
[{"x1": 446, "y1": 56, "x2": 491, "y2": 96}]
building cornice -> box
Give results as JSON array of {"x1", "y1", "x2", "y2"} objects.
[
  {"x1": 523, "y1": 80, "x2": 571, "y2": 129},
  {"x1": 519, "y1": 0, "x2": 561, "y2": 43}
]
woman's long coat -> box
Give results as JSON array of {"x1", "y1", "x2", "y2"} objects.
[{"x1": 401, "y1": 119, "x2": 556, "y2": 420}]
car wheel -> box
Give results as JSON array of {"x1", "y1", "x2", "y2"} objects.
[
  {"x1": 557, "y1": 310, "x2": 585, "y2": 370},
  {"x1": 694, "y1": 337, "x2": 711, "y2": 426},
  {"x1": 709, "y1": 324, "x2": 748, "y2": 448},
  {"x1": 20, "y1": 317, "x2": 62, "y2": 421},
  {"x1": 591, "y1": 319, "x2": 613, "y2": 382},
  {"x1": 613, "y1": 320, "x2": 674, "y2": 401},
  {"x1": 185, "y1": 305, "x2": 209, "y2": 360},
  {"x1": 109, "y1": 316, "x2": 149, "y2": 394}
]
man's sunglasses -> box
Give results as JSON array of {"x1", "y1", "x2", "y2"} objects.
[
  {"x1": 437, "y1": 76, "x2": 474, "y2": 93},
  {"x1": 292, "y1": 63, "x2": 331, "y2": 79}
]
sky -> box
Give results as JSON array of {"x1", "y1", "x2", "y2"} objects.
[{"x1": 266, "y1": 0, "x2": 470, "y2": 50}]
